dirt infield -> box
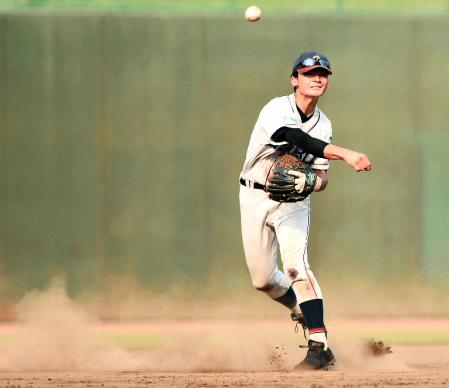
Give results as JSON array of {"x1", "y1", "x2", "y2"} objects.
[
  {"x1": 0, "y1": 344, "x2": 448, "y2": 387},
  {"x1": 0, "y1": 365, "x2": 449, "y2": 388},
  {"x1": 0, "y1": 287, "x2": 448, "y2": 387},
  {"x1": 1, "y1": 320, "x2": 449, "y2": 387}
]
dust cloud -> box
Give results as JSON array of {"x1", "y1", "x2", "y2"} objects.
[
  {"x1": 143, "y1": 340, "x2": 280, "y2": 372},
  {"x1": 330, "y1": 338, "x2": 408, "y2": 372},
  {"x1": 0, "y1": 278, "x2": 425, "y2": 373},
  {"x1": 0, "y1": 278, "x2": 291, "y2": 372},
  {"x1": 139, "y1": 337, "x2": 403, "y2": 372},
  {"x1": 0, "y1": 278, "x2": 145, "y2": 372}
]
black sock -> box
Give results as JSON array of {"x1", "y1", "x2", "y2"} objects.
[
  {"x1": 299, "y1": 298, "x2": 325, "y2": 331},
  {"x1": 273, "y1": 286, "x2": 297, "y2": 309}
]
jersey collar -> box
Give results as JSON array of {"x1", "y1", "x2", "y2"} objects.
[{"x1": 288, "y1": 94, "x2": 320, "y2": 133}]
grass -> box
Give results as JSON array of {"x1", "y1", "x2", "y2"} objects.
[
  {"x1": 1, "y1": 328, "x2": 449, "y2": 350},
  {"x1": 0, "y1": 334, "x2": 20, "y2": 347},
  {"x1": 0, "y1": 0, "x2": 449, "y2": 14},
  {"x1": 0, "y1": 332, "x2": 165, "y2": 350}
]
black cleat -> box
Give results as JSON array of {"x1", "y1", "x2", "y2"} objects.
[{"x1": 294, "y1": 340, "x2": 336, "y2": 370}]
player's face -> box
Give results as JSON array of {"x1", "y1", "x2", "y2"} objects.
[{"x1": 291, "y1": 69, "x2": 330, "y2": 98}]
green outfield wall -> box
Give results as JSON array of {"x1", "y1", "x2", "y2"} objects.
[{"x1": 0, "y1": 12, "x2": 448, "y2": 302}]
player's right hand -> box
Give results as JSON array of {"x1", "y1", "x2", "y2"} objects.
[
  {"x1": 288, "y1": 170, "x2": 307, "y2": 192},
  {"x1": 345, "y1": 151, "x2": 372, "y2": 172}
]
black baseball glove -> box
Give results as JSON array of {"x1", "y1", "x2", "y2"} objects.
[{"x1": 265, "y1": 153, "x2": 317, "y2": 202}]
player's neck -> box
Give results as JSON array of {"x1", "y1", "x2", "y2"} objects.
[{"x1": 295, "y1": 94, "x2": 318, "y2": 117}]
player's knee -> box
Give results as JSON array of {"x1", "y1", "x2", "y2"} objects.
[
  {"x1": 252, "y1": 279, "x2": 276, "y2": 293},
  {"x1": 251, "y1": 269, "x2": 289, "y2": 297},
  {"x1": 252, "y1": 278, "x2": 289, "y2": 301},
  {"x1": 254, "y1": 280, "x2": 288, "y2": 300}
]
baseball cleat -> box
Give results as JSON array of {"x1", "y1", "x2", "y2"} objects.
[{"x1": 294, "y1": 340, "x2": 336, "y2": 370}]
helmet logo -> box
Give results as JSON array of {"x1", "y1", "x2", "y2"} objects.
[{"x1": 312, "y1": 55, "x2": 321, "y2": 61}]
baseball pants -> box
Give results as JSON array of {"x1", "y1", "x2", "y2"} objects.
[{"x1": 239, "y1": 185, "x2": 323, "y2": 304}]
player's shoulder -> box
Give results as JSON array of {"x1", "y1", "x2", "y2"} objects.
[
  {"x1": 262, "y1": 94, "x2": 294, "y2": 108},
  {"x1": 261, "y1": 95, "x2": 295, "y2": 116}
]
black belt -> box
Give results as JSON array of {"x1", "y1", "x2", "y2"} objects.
[{"x1": 239, "y1": 177, "x2": 265, "y2": 190}]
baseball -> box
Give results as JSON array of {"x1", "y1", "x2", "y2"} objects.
[{"x1": 245, "y1": 5, "x2": 262, "y2": 22}]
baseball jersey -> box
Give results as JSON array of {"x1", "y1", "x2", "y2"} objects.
[{"x1": 240, "y1": 93, "x2": 333, "y2": 185}]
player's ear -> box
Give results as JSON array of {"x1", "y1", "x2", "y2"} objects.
[{"x1": 290, "y1": 75, "x2": 299, "y2": 89}]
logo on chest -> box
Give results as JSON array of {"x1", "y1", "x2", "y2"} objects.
[{"x1": 282, "y1": 115, "x2": 298, "y2": 126}]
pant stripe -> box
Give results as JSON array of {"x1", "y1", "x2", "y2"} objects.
[{"x1": 303, "y1": 200, "x2": 319, "y2": 299}]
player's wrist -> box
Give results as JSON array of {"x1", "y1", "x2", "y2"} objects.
[
  {"x1": 313, "y1": 174, "x2": 328, "y2": 192},
  {"x1": 314, "y1": 176, "x2": 322, "y2": 191}
]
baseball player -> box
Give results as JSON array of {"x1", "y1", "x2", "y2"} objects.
[{"x1": 239, "y1": 51, "x2": 372, "y2": 370}]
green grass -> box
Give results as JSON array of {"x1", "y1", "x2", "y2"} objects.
[
  {"x1": 0, "y1": 334, "x2": 20, "y2": 347},
  {"x1": 1, "y1": 328, "x2": 449, "y2": 350},
  {"x1": 0, "y1": 332, "x2": 165, "y2": 350},
  {"x1": 1, "y1": 0, "x2": 449, "y2": 14}
]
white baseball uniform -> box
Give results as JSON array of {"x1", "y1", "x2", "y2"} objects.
[{"x1": 239, "y1": 93, "x2": 332, "y2": 304}]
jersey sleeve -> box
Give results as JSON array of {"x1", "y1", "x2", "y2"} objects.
[
  {"x1": 258, "y1": 98, "x2": 299, "y2": 145},
  {"x1": 310, "y1": 120, "x2": 332, "y2": 170}
]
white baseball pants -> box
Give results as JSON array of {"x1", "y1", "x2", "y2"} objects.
[{"x1": 239, "y1": 185, "x2": 323, "y2": 304}]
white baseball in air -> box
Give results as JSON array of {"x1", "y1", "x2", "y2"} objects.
[{"x1": 245, "y1": 5, "x2": 262, "y2": 22}]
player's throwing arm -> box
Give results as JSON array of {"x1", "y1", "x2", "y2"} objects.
[{"x1": 323, "y1": 144, "x2": 372, "y2": 172}]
